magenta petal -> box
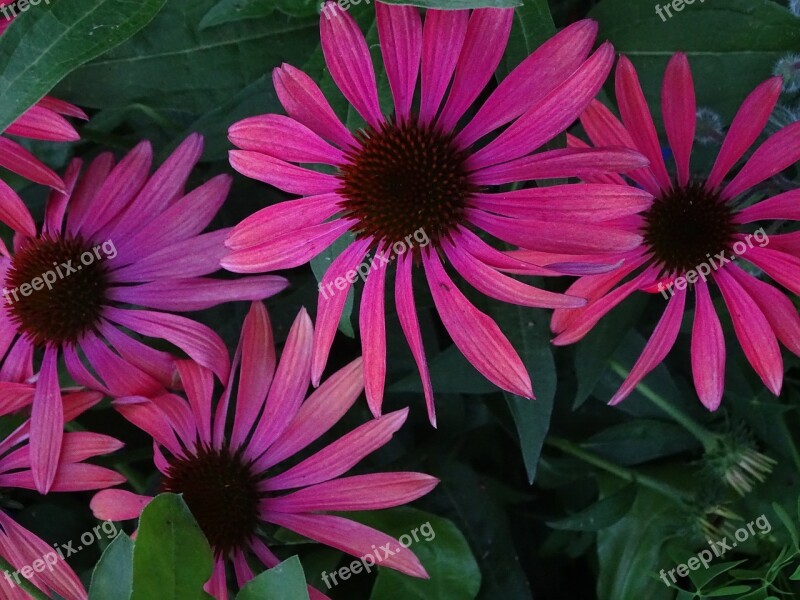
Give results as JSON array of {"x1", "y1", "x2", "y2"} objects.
[
  {"x1": 743, "y1": 246, "x2": 800, "y2": 296},
  {"x1": 231, "y1": 302, "x2": 276, "y2": 449},
  {"x1": 419, "y1": 9, "x2": 469, "y2": 124},
  {"x1": 320, "y1": 3, "x2": 383, "y2": 128},
  {"x1": 423, "y1": 251, "x2": 533, "y2": 398},
  {"x1": 661, "y1": 53, "x2": 695, "y2": 186},
  {"x1": 714, "y1": 267, "x2": 783, "y2": 395},
  {"x1": 736, "y1": 189, "x2": 800, "y2": 223},
  {"x1": 394, "y1": 253, "x2": 436, "y2": 426},
  {"x1": 265, "y1": 472, "x2": 438, "y2": 513},
  {"x1": 229, "y1": 114, "x2": 345, "y2": 164},
  {"x1": 6, "y1": 105, "x2": 79, "y2": 141},
  {"x1": 0, "y1": 137, "x2": 64, "y2": 190},
  {"x1": 437, "y1": 8, "x2": 514, "y2": 131},
  {"x1": 176, "y1": 360, "x2": 213, "y2": 445},
  {"x1": 104, "y1": 307, "x2": 230, "y2": 381},
  {"x1": 359, "y1": 252, "x2": 388, "y2": 418},
  {"x1": 0, "y1": 179, "x2": 36, "y2": 237},
  {"x1": 262, "y1": 512, "x2": 428, "y2": 578},
  {"x1": 30, "y1": 346, "x2": 63, "y2": 494},
  {"x1": 706, "y1": 77, "x2": 782, "y2": 191},
  {"x1": 610, "y1": 288, "x2": 686, "y2": 405},
  {"x1": 43, "y1": 159, "x2": 81, "y2": 236},
  {"x1": 273, "y1": 63, "x2": 355, "y2": 149},
  {"x1": 690, "y1": 279, "x2": 725, "y2": 411},
  {"x1": 722, "y1": 121, "x2": 800, "y2": 200},
  {"x1": 229, "y1": 150, "x2": 339, "y2": 195},
  {"x1": 311, "y1": 238, "x2": 373, "y2": 385},
  {"x1": 66, "y1": 152, "x2": 115, "y2": 236},
  {"x1": 91, "y1": 489, "x2": 151, "y2": 521},
  {"x1": 376, "y1": 2, "x2": 422, "y2": 122}
]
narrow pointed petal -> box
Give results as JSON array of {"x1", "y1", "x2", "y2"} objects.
[
  {"x1": 423, "y1": 252, "x2": 532, "y2": 398},
  {"x1": 419, "y1": 9, "x2": 468, "y2": 123},
  {"x1": 0, "y1": 179, "x2": 36, "y2": 237},
  {"x1": 30, "y1": 346, "x2": 62, "y2": 494},
  {"x1": 691, "y1": 279, "x2": 725, "y2": 411},
  {"x1": 0, "y1": 138, "x2": 64, "y2": 190},
  {"x1": 229, "y1": 114, "x2": 345, "y2": 164},
  {"x1": 743, "y1": 246, "x2": 800, "y2": 296},
  {"x1": 176, "y1": 360, "x2": 213, "y2": 445},
  {"x1": 6, "y1": 105, "x2": 79, "y2": 141},
  {"x1": 706, "y1": 77, "x2": 783, "y2": 190},
  {"x1": 320, "y1": 2, "x2": 383, "y2": 128},
  {"x1": 229, "y1": 150, "x2": 339, "y2": 195},
  {"x1": 360, "y1": 252, "x2": 388, "y2": 418},
  {"x1": 376, "y1": 2, "x2": 422, "y2": 122},
  {"x1": 736, "y1": 189, "x2": 800, "y2": 223},
  {"x1": 661, "y1": 53, "x2": 695, "y2": 186},
  {"x1": 610, "y1": 288, "x2": 686, "y2": 405},
  {"x1": 714, "y1": 267, "x2": 783, "y2": 395}
]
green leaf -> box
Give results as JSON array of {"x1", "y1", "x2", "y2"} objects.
[
  {"x1": 584, "y1": 420, "x2": 699, "y2": 466},
  {"x1": 201, "y1": 0, "x2": 320, "y2": 28},
  {"x1": 56, "y1": 0, "x2": 319, "y2": 115},
  {"x1": 705, "y1": 585, "x2": 753, "y2": 597},
  {"x1": 0, "y1": 0, "x2": 167, "y2": 133},
  {"x1": 236, "y1": 556, "x2": 310, "y2": 600},
  {"x1": 89, "y1": 534, "x2": 135, "y2": 600},
  {"x1": 346, "y1": 507, "x2": 479, "y2": 600},
  {"x1": 589, "y1": 0, "x2": 800, "y2": 122},
  {"x1": 130, "y1": 494, "x2": 214, "y2": 600},
  {"x1": 547, "y1": 484, "x2": 637, "y2": 532},
  {"x1": 389, "y1": 344, "x2": 500, "y2": 395},
  {"x1": 491, "y1": 307, "x2": 556, "y2": 484},
  {"x1": 379, "y1": 0, "x2": 520, "y2": 7},
  {"x1": 772, "y1": 502, "x2": 799, "y2": 550}
]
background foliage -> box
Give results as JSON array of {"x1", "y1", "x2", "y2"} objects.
[{"x1": 1, "y1": 0, "x2": 799, "y2": 598}]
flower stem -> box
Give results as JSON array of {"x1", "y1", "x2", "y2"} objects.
[
  {"x1": 545, "y1": 436, "x2": 690, "y2": 502},
  {"x1": 609, "y1": 360, "x2": 718, "y2": 449},
  {"x1": 0, "y1": 554, "x2": 50, "y2": 600}
]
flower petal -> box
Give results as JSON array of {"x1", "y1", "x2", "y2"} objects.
[
  {"x1": 690, "y1": 279, "x2": 725, "y2": 411},
  {"x1": 661, "y1": 53, "x2": 695, "y2": 187},
  {"x1": 376, "y1": 2, "x2": 422, "y2": 122}
]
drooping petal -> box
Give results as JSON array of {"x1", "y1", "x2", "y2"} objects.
[
  {"x1": 29, "y1": 346, "x2": 62, "y2": 494},
  {"x1": 714, "y1": 267, "x2": 783, "y2": 395},
  {"x1": 359, "y1": 250, "x2": 388, "y2": 418},
  {"x1": 661, "y1": 53, "x2": 695, "y2": 186},
  {"x1": 610, "y1": 288, "x2": 686, "y2": 405},
  {"x1": 690, "y1": 279, "x2": 725, "y2": 411},
  {"x1": 423, "y1": 252, "x2": 532, "y2": 398}
]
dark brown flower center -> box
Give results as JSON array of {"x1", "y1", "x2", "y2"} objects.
[
  {"x1": 3, "y1": 236, "x2": 109, "y2": 346},
  {"x1": 642, "y1": 181, "x2": 737, "y2": 276},
  {"x1": 162, "y1": 445, "x2": 261, "y2": 556},
  {"x1": 337, "y1": 117, "x2": 476, "y2": 248}
]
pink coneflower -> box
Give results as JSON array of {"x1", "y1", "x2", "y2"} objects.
[
  {"x1": 223, "y1": 2, "x2": 652, "y2": 424},
  {"x1": 0, "y1": 134, "x2": 288, "y2": 494},
  {"x1": 0, "y1": 2, "x2": 87, "y2": 189},
  {"x1": 0, "y1": 389, "x2": 125, "y2": 600},
  {"x1": 550, "y1": 53, "x2": 800, "y2": 410},
  {"x1": 91, "y1": 302, "x2": 438, "y2": 600}
]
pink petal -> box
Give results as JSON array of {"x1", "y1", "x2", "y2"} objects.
[
  {"x1": 30, "y1": 346, "x2": 62, "y2": 494},
  {"x1": 43, "y1": 158, "x2": 81, "y2": 236},
  {"x1": 691, "y1": 279, "x2": 725, "y2": 410},
  {"x1": 99, "y1": 322, "x2": 176, "y2": 390},
  {"x1": 714, "y1": 267, "x2": 783, "y2": 395},
  {"x1": 66, "y1": 152, "x2": 115, "y2": 236},
  {"x1": 265, "y1": 473, "x2": 438, "y2": 512},
  {"x1": 0, "y1": 137, "x2": 63, "y2": 190},
  {"x1": 376, "y1": 2, "x2": 422, "y2": 122},
  {"x1": 320, "y1": 2, "x2": 383, "y2": 128},
  {"x1": 419, "y1": 9, "x2": 468, "y2": 124},
  {"x1": 4, "y1": 464, "x2": 126, "y2": 492},
  {"x1": 0, "y1": 179, "x2": 36, "y2": 237},
  {"x1": 91, "y1": 489, "x2": 151, "y2": 521},
  {"x1": 228, "y1": 114, "x2": 345, "y2": 164},
  {"x1": 706, "y1": 77, "x2": 783, "y2": 191},
  {"x1": 37, "y1": 97, "x2": 88, "y2": 119},
  {"x1": 437, "y1": 8, "x2": 514, "y2": 131},
  {"x1": 610, "y1": 288, "x2": 686, "y2": 405},
  {"x1": 273, "y1": 63, "x2": 355, "y2": 149},
  {"x1": 176, "y1": 360, "x2": 213, "y2": 445},
  {"x1": 743, "y1": 246, "x2": 800, "y2": 296},
  {"x1": 5, "y1": 105, "x2": 78, "y2": 141},
  {"x1": 113, "y1": 396, "x2": 184, "y2": 457},
  {"x1": 423, "y1": 251, "x2": 532, "y2": 398},
  {"x1": 661, "y1": 53, "x2": 695, "y2": 186},
  {"x1": 229, "y1": 149, "x2": 339, "y2": 195},
  {"x1": 359, "y1": 251, "x2": 388, "y2": 418},
  {"x1": 80, "y1": 331, "x2": 163, "y2": 397},
  {"x1": 736, "y1": 189, "x2": 800, "y2": 223}
]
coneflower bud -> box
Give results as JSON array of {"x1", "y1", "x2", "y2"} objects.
[
  {"x1": 695, "y1": 107, "x2": 724, "y2": 145},
  {"x1": 773, "y1": 53, "x2": 800, "y2": 93}
]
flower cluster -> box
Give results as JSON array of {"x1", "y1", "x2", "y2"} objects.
[{"x1": 0, "y1": 1, "x2": 796, "y2": 599}]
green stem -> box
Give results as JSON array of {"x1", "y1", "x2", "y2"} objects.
[
  {"x1": 0, "y1": 554, "x2": 50, "y2": 600},
  {"x1": 546, "y1": 436, "x2": 690, "y2": 503},
  {"x1": 610, "y1": 360, "x2": 717, "y2": 449}
]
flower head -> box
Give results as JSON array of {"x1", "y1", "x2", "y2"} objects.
[
  {"x1": 0, "y1": 389, "x2": 124, "y2": 600},
  {"x1": 551, "y1": 53, "x2": 800, "y2": 409},
  {"x1": 0, "y1": 134, "x2": 288, "y2": 493},
  {"x1": 91, "y1": 302, "x2": 438, "y2": 598},
  {"x1": 224, "y1": 2, "x2": 650, "y2": 424}
]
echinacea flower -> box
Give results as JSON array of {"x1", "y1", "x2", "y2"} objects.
[
  {"x1": 91, "y1": 302, "x2": 438, "y2": 600},
  {"x1": 550, "y1": 53, "x2": 800, "y2": 410},
  {"x1": 0, "y1": 389, "x2": 125, "y2": 600},
  {"x1": 0, "y1": 134, "x2": 288, "y2": 494},
  {"x1": 0, "y1": 1, "x2": 87, "y2": 189},
  {"x1": 223, "y1": 2, "x2": 651, "y2": 424}
]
